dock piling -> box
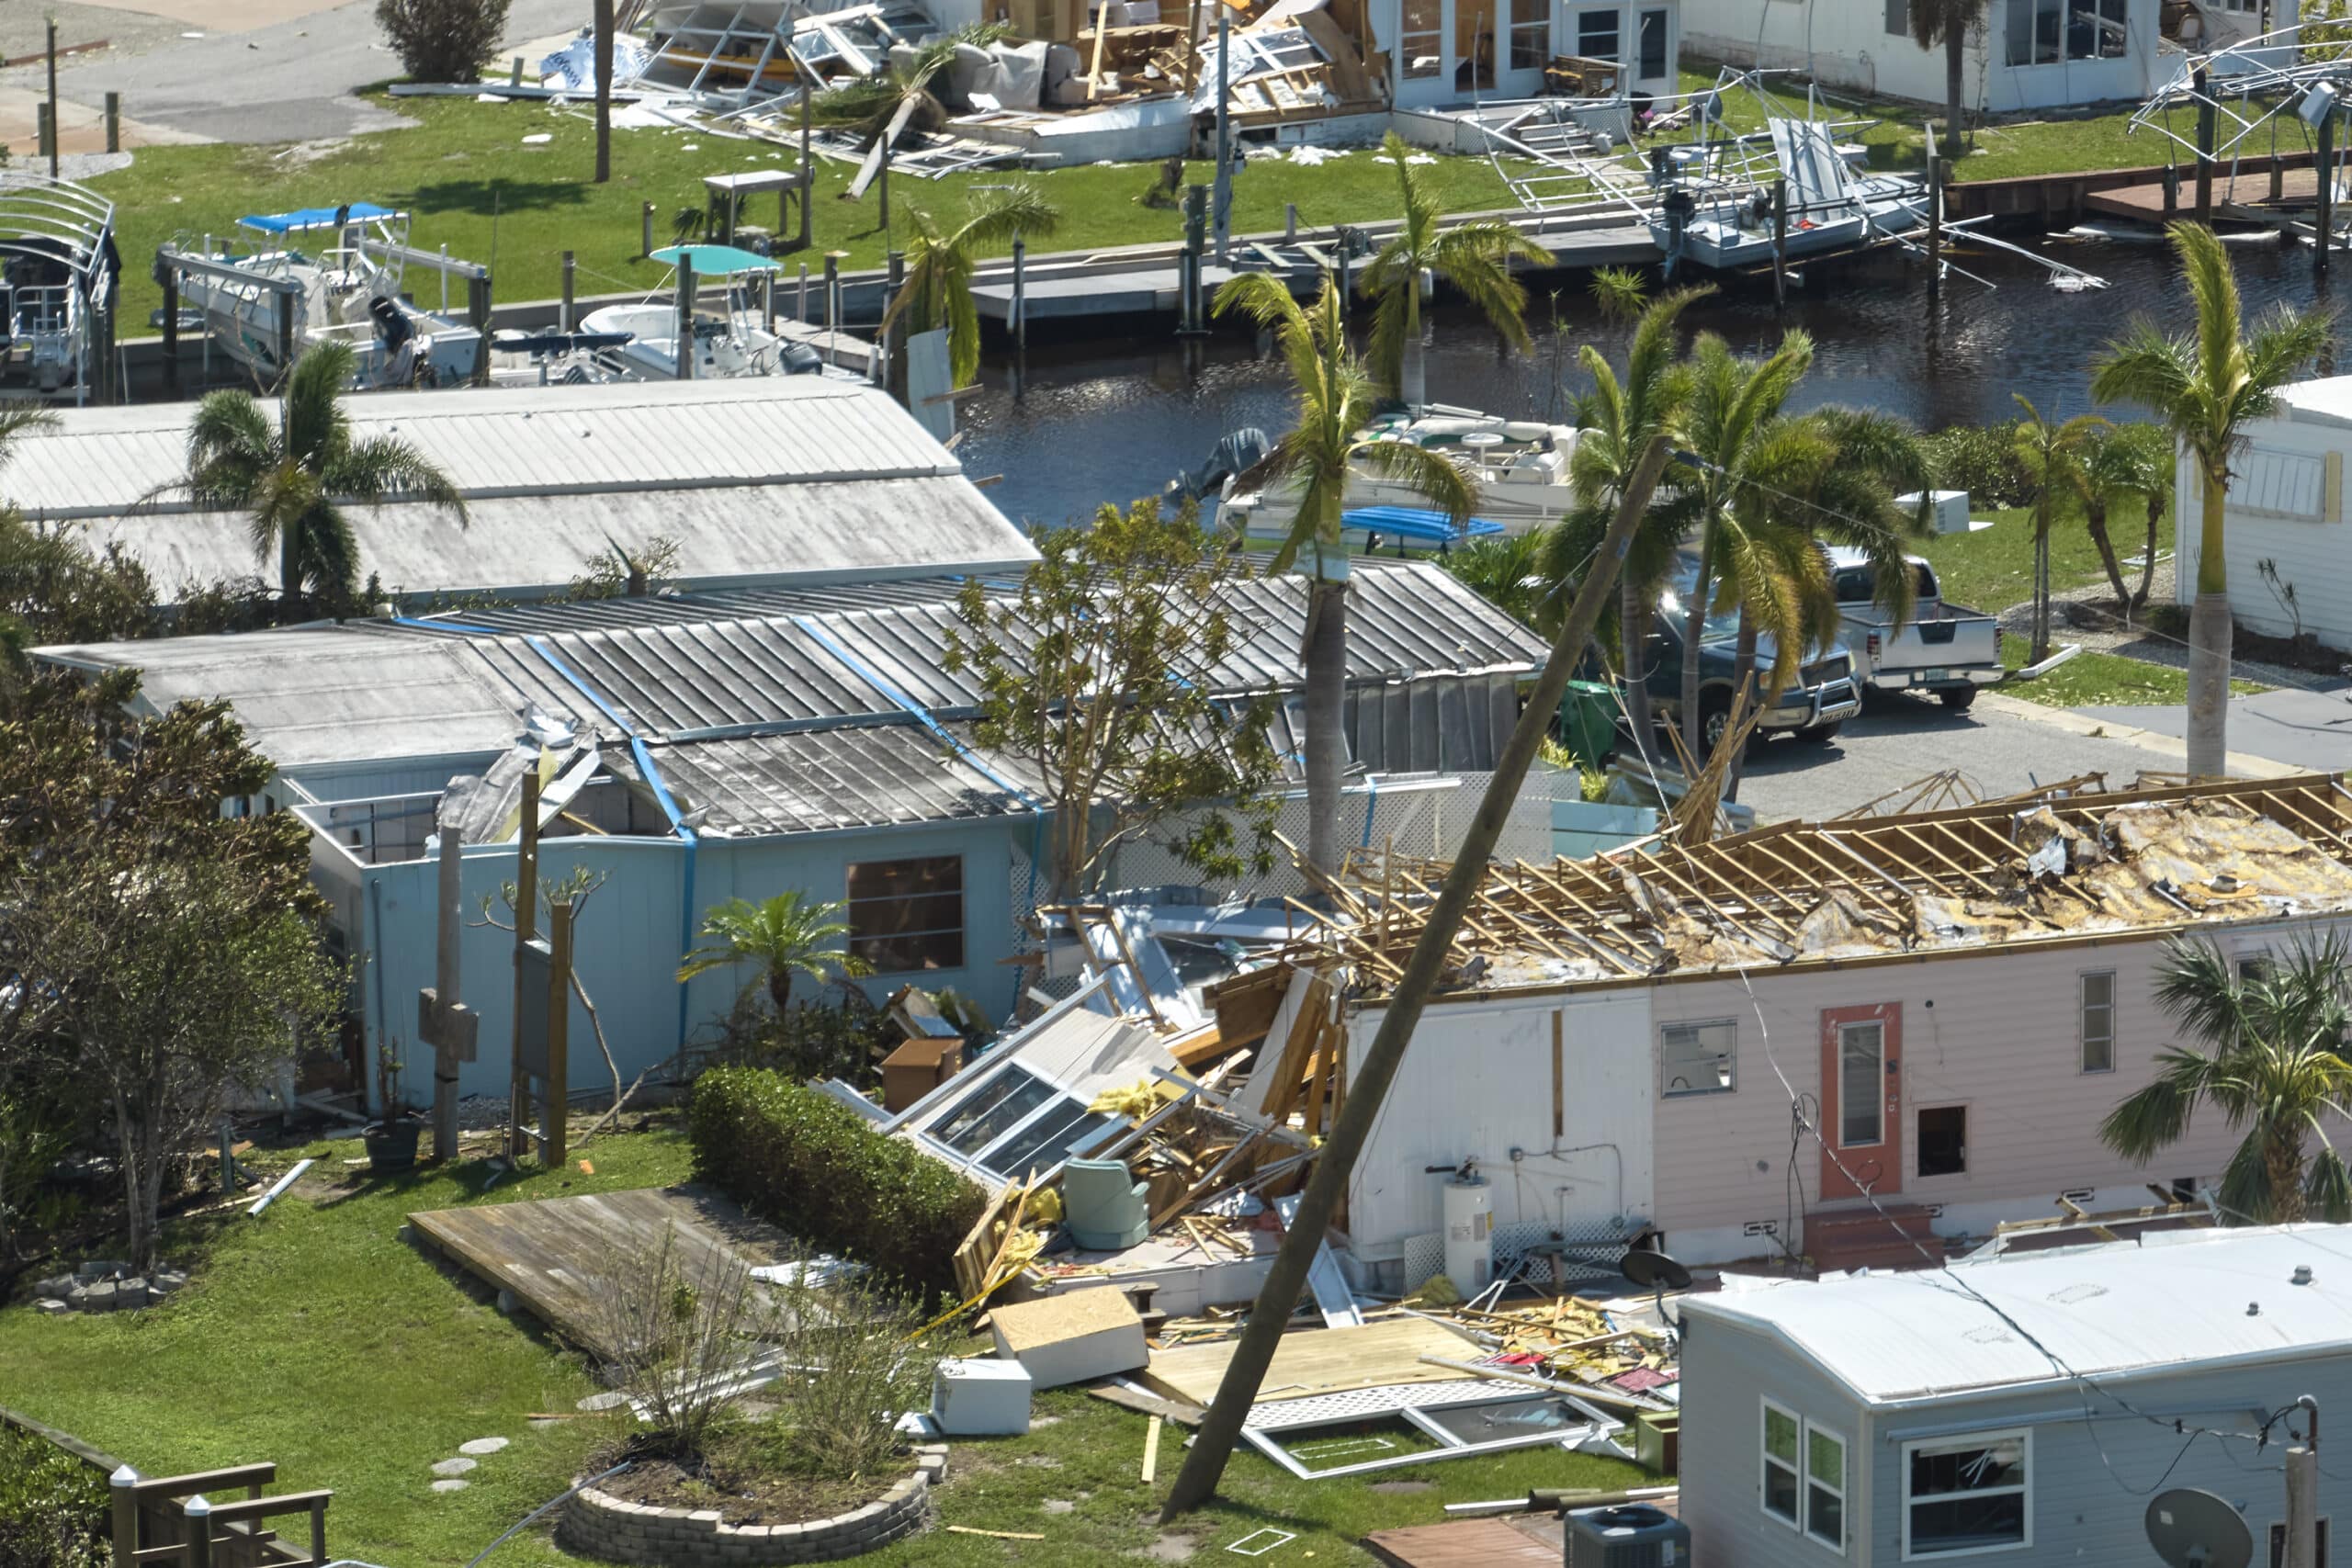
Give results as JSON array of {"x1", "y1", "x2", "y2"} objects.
[
  {"x1": 467, "y1": 274, "x2": 491, "y2": 388},
  {"x1": 104, "y1": 91, "x2": 119, "y2": 154},
  {"x1": 1926, "y1": 130, "x2": 1942, "y2": 301},
  {"x1": 560, "y1": 250, "x2": 575, "y2": 333},
  {"x1": 1012, "y1": 234, "x2": 1028, "y2": 352},
  {"x1": 158, "y1": 265, "x2": 179, "y2": 400},
  {"x1": 824, "y1": 251, "x2": 844, "y2": 362},
  {"x1": 1770, "y1": 177, "x2": 1788, "y2": 310},
  {"x1": 797, "y1": 261, "x2": 809, "y2": 325},
  {"x1": 44, "y1": 19, "x2": 58, "y2": 179},
  {"x1": 675, "y1": 254, "x2": 696, "y2": 380},
  {"x1": 641, "y1": 201, "x2": 654, "y2": 260},
  {"x1": 2194, "y1": 67, "x2": 2215, "y2": 223},
  {"x1": 2321, "y1": 105, "x2": 2336, "y2": 274},
  {"x1": 884, "y1": 250, "x2": 905, "y2": 394},
  {"x1": 1285, "y1": 202, "x2": 1298, "y2": 242}
]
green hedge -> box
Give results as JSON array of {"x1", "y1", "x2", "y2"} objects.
[
  {"x1": 0, "y1": 1426, "x2": 107, "y2": 1568},
  {"x1": 688, "y1": 1067, "x2": 983, "y2": 1297}
]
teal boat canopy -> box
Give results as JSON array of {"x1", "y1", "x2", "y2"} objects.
[{"x1": 650, "y1": 243, "x2": 781, "y2": 276}]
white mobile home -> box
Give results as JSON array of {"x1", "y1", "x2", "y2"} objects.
[
  {"x1": 1380, "y1": 0, "x2": 1680, "y2": 107},
  {"x1": 2179, "y1": 373, "x2": 2352, "y2": 655}
]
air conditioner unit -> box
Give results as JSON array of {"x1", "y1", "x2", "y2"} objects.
[{"x1": 1566, "y1": 1504, "x2": 1692, "y2": 1568}]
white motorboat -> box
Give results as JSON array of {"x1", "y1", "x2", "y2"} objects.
[
  {"x1": 578, "y1": 243, "x2": 848, "y2": 381},
  {"x1": 1651, "y1": 118, "x2": 1927, "y2": 276},
  {"x1": 1212, "y1": 406, "x2": 1580, "y2": 541},
  {"x1": 170, "y1": 202, "x2": 481, "y2": 389}
]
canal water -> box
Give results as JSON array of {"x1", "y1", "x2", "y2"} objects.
[{"x1": 957, "y1": 234, "x2": 2339, "y2": 529}]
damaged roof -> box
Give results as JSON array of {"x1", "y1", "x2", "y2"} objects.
[{"x1": 1321, "y1": 776, "x2": 2352, "y2": 993}]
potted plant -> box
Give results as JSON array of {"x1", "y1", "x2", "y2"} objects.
[{"x1": 364, "y1": 1037, "x2": 424, "y2": 1173}]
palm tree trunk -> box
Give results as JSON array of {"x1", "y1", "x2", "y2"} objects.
[
  {"x1": 1303, "y1": 573, "x2": 1350, "y2": 874},
  {"x1": 2030, "y1": 503, "x2": 2052, "y2": 663},
  {"x1": 279, "y1": 528, "x2": 299, "y2": 614},
  {"x1": 1679, "y1": 529, "x2": 1714, "y2": 763},
  {"x1": 2085, "y1": 499, "x2": 2132, "y2": 610},
  {"x1": 1401, "y1": 285, "x2": 1427, "y2": 410},
  {"x1": 2267, "y1": 1133, "x2": 2308, "y2": 1224},
  {"x1": 767, "y1": 968, "x2": 794, "y2": 1014},
  {"x1": 2188, "y1": 464, "x2": 2233, "y2": 779},
  {"x1": 594, "y1": 0, "x2": 615, "y2": 184},
  {"x1": 1944, "y1": 30, "x2": 1967, "y2": 159},
  {"x1": 1620, "y1": 574, "x2": 1659, "y2": 766},
  {"x1": 2132, "y1": 493, "x2": 2161, "y2": 609}
]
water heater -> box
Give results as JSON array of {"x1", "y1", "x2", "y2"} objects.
[{"x1": 1441, "y1": 1161, "x2": 1494, "y2": 1293}]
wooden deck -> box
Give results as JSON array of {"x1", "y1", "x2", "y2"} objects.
[
  {"x1": 1363, "y1": 1517, "x2": 1560, "y2": 1566},
  {"x1": 407, "y1": 1185, "x2": 796, "y2": 1360},
  {"x1": 2085, "y1": 165, "x2": 2324, "y2": 221}
]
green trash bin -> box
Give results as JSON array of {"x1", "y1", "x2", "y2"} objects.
[{"x1": 1555, "y1": 680, "x2": 1616, "y2": 771}]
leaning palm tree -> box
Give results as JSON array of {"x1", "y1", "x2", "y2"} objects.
[
  {"x1": 2008, "y1": 394, "x2": 2108, "y2": 664},
  {"x1": 2064, "y1": 421, "x2": 2174, "y2": 612},
  {"x1": 1652, "y1": 329, "x2": 1825, "y2": 761},
  {"x1": 2091, "y1": 222, "x2": 2334, "y2": 778},
  {"x1": 2101, "y1": 934, "x2": 2352, "y2": 1226},
  {"x1": 883, "y1": 183, "x2": 1060, "y2": 389},
  {"x1": 1541, "y1": 277, "x2": 1704, "y2": 765},
  {"x1": 184, "y1": 340, "x2": 468, "y2": 614},
  {"x1": 1214, "y1": 271, "x2": 1476, "y2": 874},
  {"x1": 1907, "y1": 0, "x2": 1988, "y2": 158},
  {"x1": 1360, "y1": 132, "x2": 1550, "y2": 408},
  {"x1": 675, "y1": 891, "x2": 871, "y2": 1013}
]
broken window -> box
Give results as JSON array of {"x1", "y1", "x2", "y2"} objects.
[
  {"x1": 1904, "y1": 1430, "x2": 2030, "y2": 1555},
  {"x1": 1660, "y1": 1018, "x2": 1736, "y2": 1097},
  {"x1": 923, "y1": 1063, "x2": 1120, "y2": 1182},
  {"x1": 1918, "y1": 1105, "x2": 1966, "y2": 1178},
  {"x1": 1402, "y1": 0, "x2": 1442, "y2": 77},
  {"x1": 846, "y1": 854, "x2": 963, "y2": 973},
  {"x1": 2079, "y1": 970, "x2": 2115, "y2": 1073}
]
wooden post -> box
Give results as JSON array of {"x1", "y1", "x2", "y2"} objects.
[
  {"x1": 45, "y1": 19, "x2": 60, "y2": 179},
  {"x1": 1285, "y1": 201, "x2": 1298, "y2": 241},
  {"x1": 798, "y1": 86, "x2": 815, "y2": 252},
  {"x1": 36, "y1": 104, "x2": 52, "y2": 168},
  {"x1": 676, "y1": 254, "x2": 697, "y2": 380},
  {"x1": 2194, "y1": 67, "x2": 2215, "y2": 223},
  {"x1": 108, "y1": 1465, "x2": 138, "y2": 1568},
  {"x1": 1770, "y1": 176, "x2": 1788, "y2": 310},
  {"x1": 2322, "y1": 105, "x2": 2336, "y2": 274},
  {"x1": 797, "y1": 261, "x2": 809, "y2": 324},
  {"x1": 1926, "y1": 133, "x2": 1943, "y2": 301},
  {"x1": 467, "y1": 275, "x2": 491, "y2": 387},
  {"x1": 762, "y1": 268, "x2": 775, "y2": 333},
  {"x1": 183, "y1": 1496, "x2": 210, "y2": 1568},
  {"x1": 640, "y1": 200, "x2": 655, "y2": 259},
  {"x1": 159, "y1": 266, "x2": 180, "y2": 399},
  {"x1": 560, "y1": 250, "x2": 575, "y2": 333},
  {"x1": 507, "y1": 770, "x2": 540, "y2": 1164},
  {"x1": 884, "y1": 249, "x2": 905, "y2": 395},
  {"x1": 104, "y1": 91, "x2": 119, "y2": 154},
  {"x1": 1181, "y1": 184, "x2": 1207, "y2": 334},
  {"x1": 510, "y1": 55, "x2": 525, "y2": 87},
  {"x1": 544, "y1": 900, "x2": 573, "y2": 1168},
  {"x1": 879, "y1": 136, "x2": 892, "y2": 239},
  {"x1": 825, "y1": 250, "x2": 845, "y2": 362}
]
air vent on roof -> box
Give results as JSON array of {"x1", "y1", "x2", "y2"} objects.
[{"x1": 2294, "y1": 1265, "x2": 2315, "y2": 1286}]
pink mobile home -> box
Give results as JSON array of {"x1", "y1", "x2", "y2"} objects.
[{"x1": 1317, "y1": 774, "x2": 2352, "y2": 1282}]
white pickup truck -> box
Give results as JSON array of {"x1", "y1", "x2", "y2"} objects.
[{"x1": 1826, "y1": 547, "x2": 2002, "y2": 711}]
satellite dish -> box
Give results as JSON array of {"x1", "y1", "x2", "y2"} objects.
[
  {"x1": 2145, "y1": 1488, "x2": 2254, "y2": 1568},
  {"x1": 1622, "y1": 1249, "x2": 1693, "y2": 1292}
]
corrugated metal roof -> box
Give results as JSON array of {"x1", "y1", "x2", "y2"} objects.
[
  {"x1": 77, "y1": 478, "x2": 1033, "y2": 607},
  {"x1": 8, "y1": 378, "x2": 965, "y2": 518},
  {"x1": 642, "y1": 722, "x2": 1045, "y2": 837},
  {"x1": 1681, "y1": 1224, "x2": 2352, "y2": 1404}
]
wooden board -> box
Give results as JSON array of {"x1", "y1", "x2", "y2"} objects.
[
  {"x1": 407, "y1": 1185, "x2": 795, "y2": 1361},
  {"x1": 1140, "y1": 1315, "x2": 1481, "y2": 1407},
  {"x1": 1364, "y1": 1518, "x2": 1558, "y2": 1567},
  {"x1": 989, "y1": 1284, "x2": 1141, "y2": 1353}
]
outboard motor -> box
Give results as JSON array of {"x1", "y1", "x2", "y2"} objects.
[
  {"x1": 369, "y1": 296, "x2": 419, "y2": 386},
  {"x1": 1170, "y1": 425, "x2": 1272, "y2": 502},
  {"x1": 778, "y1": 341, "x2": 825, "y2": 376}
]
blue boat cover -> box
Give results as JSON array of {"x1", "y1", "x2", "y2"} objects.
[
  {"x1": 650, "y1": 243, "x2": 781, "y2": 276},
  {"x1": 1341, "y1": 505, "x2": 1506, "y2": 543},
  {"x1": 239, "y1": 202, "x2": 401, "y2": 234}
]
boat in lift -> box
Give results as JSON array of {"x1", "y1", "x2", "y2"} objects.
[
  {"x1": 166, "y1": 202, "x2": 482, "y2": 389},
  {"x1": 1649, "y1": 113, "x2": 1927, "y2": 277},
  {"x1": 0, "y1": 171, "x2": 120, "y2": 403},
  {"x1": 1209, "y1": 406, "x2": 1580, "y2": 542},
  {"x1": 579, "y1": 243, "x2": 839, "y2": 380}
]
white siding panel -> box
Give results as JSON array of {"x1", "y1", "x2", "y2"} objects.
[{"x1": 2191, "y1": 408, "x2": 2352, "y2": 649}]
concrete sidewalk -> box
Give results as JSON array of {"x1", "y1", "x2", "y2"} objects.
[{"x1": 2075, "y1": 682, "x2": 2352, "y2": 778}]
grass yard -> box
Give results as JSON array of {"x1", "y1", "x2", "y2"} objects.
[
  {"x1": 0, "y1": 1124, "x2": 1646, "y2": 1567},
  {"x1": 1912, "y1": 504, "x2": 2170, "y2": 620},
  {"x1": 89, "y1": 96, "x2": 1523, "y2": 326}
]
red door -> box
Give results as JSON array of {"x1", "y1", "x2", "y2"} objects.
[{"x1": 1820, "y1": 1003, "x2": 1902, "y2": 1200}]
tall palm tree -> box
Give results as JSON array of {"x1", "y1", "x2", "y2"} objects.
[
  {"x1": 1540, "y1": 279, "x2": 1704, "y2": 765},
  {"x1": 184, "y1": 341, "x2": 468, "y2": 614},
  {"x1": 2101, "y1": 934, "x2": 2352, "y2": 1226},
  {"x1": 1214, "y1": 272, "x2": 1476, "y2": 873},
  {"x1": 1907, "y1": 0, "x2": 1987, "y2": 159},
  {"x1": 1653, "y1": 329, "x2": 1823, "y2": 761},
  {"x1": 676, "y1": 891, "x2": 871, "y2": 1013},
  {"x1": 2008, "y1": 395, "x2": 2108, "y2": 664},
  {"x1": 2064, "y1": 421, "x2": 2173, "y2": 612},
  {"x1": 2091, "y1": 222, "x2": 2334, "y2": 778},
  {"x1": 1360, "y1": 133, "x2": 1550, "y2": 409},
  {"x1": 883, "y1": 183, "x2": 1060, "y2": 389}
]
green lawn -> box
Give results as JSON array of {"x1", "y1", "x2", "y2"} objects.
[
  {"x1": 0, "y1": 1126, "x2": 1646, "y2": 1566},
  {"x1": 92, "y1": 96, "x2": 1523, "y2": 325},
  {"x1": 1912, "y1": 504, "x2": 2169, "y2": 620}
]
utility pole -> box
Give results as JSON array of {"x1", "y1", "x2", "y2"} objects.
[
  {"x1": 1212, "y1": 0, "x2": 1232, "y2": 267},
  {"x1": 2287, "y1": 1397, "x2": 2321, "y2": 1568}
]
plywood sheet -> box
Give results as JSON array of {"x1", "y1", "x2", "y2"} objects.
[
  {"x1": 1364, "y1": 1518, "x2": 1557, "y2": 1567},
  {"x1": 1140, "y1": 1314, "x2": 1480, "y2": 1407},
  {"x1": 990, "y1": 1284, "x2": 1141, "y2": 1353}
]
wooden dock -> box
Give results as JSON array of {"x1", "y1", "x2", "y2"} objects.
[
  {"x1": 407, "y1": 1185, "x2": 797, "y2": 1360},
  {"x1": 2085, "y1": 164, "x2": 2324, "y2": 222}
]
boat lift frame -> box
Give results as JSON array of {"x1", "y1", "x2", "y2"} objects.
[{"x1": 0, "y1": 171, "x2": 120, "y2": 405}]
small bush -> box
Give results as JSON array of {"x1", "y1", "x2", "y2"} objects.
[
  {"x1": 374, "y1": 0, "x2": 512, "y2": 84},
  {"x1": 1923, "y1": 422, "x2": 2031, "y2": 511},
  {"x1": 713, "y1": 993, "x2": 893, "y2": 1084},
  {"x1": 689, "y1": 1068, "x2": 982, "y2": 1296},
  {"x1": 755, "y1": 1269, "x2": 944, "y2": 1484},
  {"x1": 0, "y1": 1427, "x2": 107, "y2": 1568},
  {"x1": 588, "y1": 1223, "x2": 768, "y2": 1462}
]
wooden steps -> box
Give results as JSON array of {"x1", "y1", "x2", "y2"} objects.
[{"x1": 1804, "y1": 1202, "x2": 1943, "y2": 1274}]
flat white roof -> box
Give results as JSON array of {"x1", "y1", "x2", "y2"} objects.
[
  {"x1": 2274, "y1": 375, "x2": 2352, "y2": 430},
  {"x1": 1681, "y1": 1224, "x2": 2352, "y2": 1405}
]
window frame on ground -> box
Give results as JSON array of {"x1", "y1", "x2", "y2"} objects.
[
  {"x1": 911, "y1": 1058, "x2": 1121, "y2": 1185},
  {"x1": 1902, "y1": 1427, "x2": 2032, "y2": 1559},
  {"x1": 843, "y1": 853, "x2": 965, "y2": 975},
  {"x1": 1763, "y1": 1397, "x2": 1802, "y2": 1528},
  {"x1": 2079, "y1": 969, "x2": 2116, "y2": 1074},
  {"x1": 1241, "y1": 1388, "x2": 1619, "y2": 1480},
  {"x1": 1660, "y1": 1017, "x2": 1738, "y2": 1097},
  {"x1": 1917, "y1": 1104, "x2": 1967, "y2": 1179},
  {"x1": 1806, "y1": 1421, "x2": 1849, "y2": 1554}
]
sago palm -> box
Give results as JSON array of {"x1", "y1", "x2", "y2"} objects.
[
  {"x1": 1540, "y1": 277, "x2": 1703, "y2": 765},
  {"x1": 2009, "y1": 394, "x2": 2108, "y2": 663},
  {"x1": 1213, "y1": 271, "x2": 1475, "y2": 873},
  {"x1": 1360, "y1": 132, "x2": 1550, "y2": 408},
  {"x1": 883, "y1": 183, "x2": 1060, "y2": 389},
  {"x1": 2064, "y1": 421, "x2": 2174, "y2": 612},
  {"x1": 2090, "y1": 222, "x2": 2334, "y2": 777},
  {"x1": 2101, "y1": 934, "x2": 2352, "y2": 1225},
  {"x1": 184, "y1": 339, "x2": 468, "y2": 613},
  {"x1": 675, "y1": 891, "x2": 871, "y2": 1013}
]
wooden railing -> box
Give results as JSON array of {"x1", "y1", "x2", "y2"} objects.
[{"x1": 0, "y1": 1405, "x2": 331, "y2": 1568}]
